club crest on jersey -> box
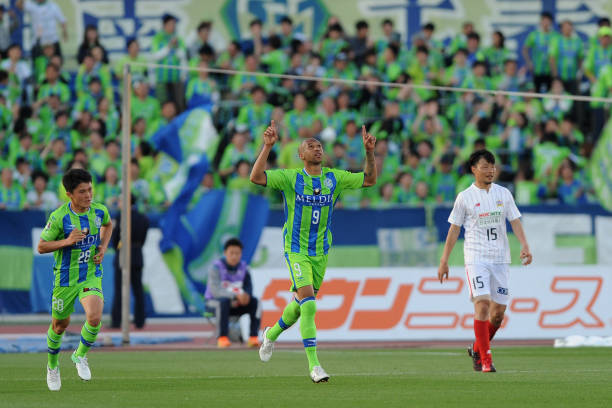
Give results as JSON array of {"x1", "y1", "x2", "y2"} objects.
[
  {"x1": 497, "y1": 200, "x2": 503, "y2": 207},
  {"x1": 313, "y1": 188, "x2": 321, "y2": 195},
  {"x1": 95, "y1": 216, "x2": 102, "y2": 228},
  {"x1": 324, "y1": 176, "x2": 334, "y2": 189}
]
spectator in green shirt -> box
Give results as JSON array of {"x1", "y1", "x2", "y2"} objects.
[
  {"x1": 0, "y1": 166, "x2": 26, "y2": 210},
  {"x1": 37, "y1": 63, "x2": 70, "y2": 104},
  {"x1": 131, "y1": 78, "x2": 161, "y2": 136},
  {"x1": 114, "y1": 38, "x2": 148, "y2": 86},
  {"x1": 549, "y1": 19, "x2": 583, "y2": 95},
  {"x1": 185, "y1": 60, "x2": 219, "y2": 109},
  {"x1": 395, "y1": 172, "x2": 416, "y2": 204},
  {"x1": 447, "y1": 21, "x2": 474, "y2": 58},
  {"x1": 514, "y1": 165, "x2": 546, "y2": 205},
  {"x1": 284, "y1": 92, "x2": 315, "y2": 141},
  {"x1": 95, "y1": 165, "x2": 120, "y2": 210},
  {"x1": 584, "y1": 26, "x2": 612, "y2": 84},
  {"x1": 320, "y1": 23, "x2": 347, "y2": 67},
  {"x1": 236, "y1": 85, "x2": 273, "y2": 137},
  {"x1": 218, "y1": 126, "x2": 255, "y2": 178},
  {"x1": 375, "y1": 18, "x2": 400, "y2": 54},
  {"x1": 261, "y1": 35, "x2": 288, "y2": 75},
  {"x1": 523, "y1": 11, "x2": 557, "y2": 93},
  {"x1": 231, "y1": 53, "x2": 272, "y2": 98},
  {"x1": 227, "y1": 159, "x2": 260, "y2": 194},
  {"x1": 443, "y1": 48, "x2": 469, "y2": 87},
  {"x1": 151, "y1": 13, "x2": 187, "y2": 111},
  {"x1": 484, "y1": 30, "x2": 511, "y2": 77}
]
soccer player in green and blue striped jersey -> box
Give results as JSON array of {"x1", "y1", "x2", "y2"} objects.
[
  {"x1": 250, "y1": 120, "x2": 377, "y2": 382},
  {"x1": 38, "y1": 169, "x2": 112, "y2": 391}
]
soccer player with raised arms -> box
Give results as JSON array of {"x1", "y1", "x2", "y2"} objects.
[
  {"x1": 38, "y1": 169, "x2": 112, "y2": 390},
  {"x1": 438, "y1": 150, "x2": 532, "y2": 373},
  {"x1": 250, "y1": 120, "x2": 376, "y2": 382}
]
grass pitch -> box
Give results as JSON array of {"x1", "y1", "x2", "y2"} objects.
[{"x1": 1, "y1": 347, "x2": 611, "y2": 408}]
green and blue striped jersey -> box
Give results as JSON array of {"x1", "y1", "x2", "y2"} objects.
[
  {"x1": 265, "y1": 168, "x2": 364, "y2": 256},
  {"x1": 40, "y1": 202, "x2": 111, "y2": 287}
]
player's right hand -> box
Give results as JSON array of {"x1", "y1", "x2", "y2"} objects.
[
  {"x1": 263, "y1": 120, "x2": 278, "y2": 147},
  {"x1": 437, "y1": 263, "x2": 449, "y2": 284},
  {"x1": 66, "y1": 229, "x2": 86, "y2": 245}
]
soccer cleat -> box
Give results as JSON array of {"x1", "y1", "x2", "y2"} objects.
[
  {"x1": 71, "y1": 352, "x2": 91, "y2": 381},
  {"x1": 46, "y1": 365, "x2": 61, "y2": 391},
  {"x1": 259, "y1": 327, "x2": 274, "y2": 362},
  {"x1": 482, "y1": 361, "x2": 496, "y2": 373},
  {"x1": 247, "y1": 336, "x2": 260, "y2": 348},
  {"x1": 217, "y1": 336, "x2": 231, "y2": 348},
  {"x1": 310, "y1": 366, "x2": 330, "y2": 383},
  {"x1": 468, "y1": 344, "x2": 482, "y2": 372}
]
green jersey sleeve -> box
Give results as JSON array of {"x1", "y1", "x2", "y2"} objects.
[
  {"x1": 101, "y1": 205, "x2": 111, "y2": 225},
  {"x1": 334, "y1": 169, "x2": 365, "y2": 190},
  {"x1": 265, "y1": 169, "x2": 292, "y2": 190},
  {"x1": 40, "y1": 212, "x2": 63, "y2": 242}
]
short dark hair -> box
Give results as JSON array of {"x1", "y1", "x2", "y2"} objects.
[
  {"x1": 224, "y1": 237, "x2": 243, "y2": 250},
  {"x1": 269, "y1": 34, "x2": 282, "y2": 49},
  {"x1": 382, "y1": 18, "x2": 393, "y2": 27},
  {"x1": 467, "y1": 32, "x2": 480, "y2": 42},
  {"x1": 468, "y1": 149, "x2": 495, "y2": 169},
  {"x1": 280, "y1": 16, "x2": 292, "y2": 25},
  {"x1": 250, "y1": 18, "x2": 263, "y2": 28},
  {"x1": 62, "y1": 168, "x2": 92, "y2": 193},
  {"x1": 356, "y1": 20, "x2": 369, "y2": 30},
  {"x1": 423, "y1": 22, "x2": 435, "y2": 31},
  {"x1": 31, "y1": 170, "x2": 49, "y2": 184},
  {"x1": 541, "y1": 11, "x2": 553, "y2": 21},
  {"x1": 197, "y1": 21, "x2": 212, "y2": 32}
]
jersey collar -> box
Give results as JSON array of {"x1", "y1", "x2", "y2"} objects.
[
  {"x1": 471, "y1": 182, "x2": 494, "y2": 193},
  {"x1": 68, "y1": 202, "x2": 90, "y2": 216},
  {"x1": 302, "y1": 168, "x2": 322, "y2": 178}
]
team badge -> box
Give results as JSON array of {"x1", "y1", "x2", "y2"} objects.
[
  {"x1": 313, "y1": 188, "x2": 321, "y2": 195},
  {"x1": 95, "y1": 216, "x2": 102, "y2": 228},
  {"x1": 496, "y1": 200, "x2": 503, "y2": 207},
  {"x1": 44, "y1": 222, "x2": 51, "y2": 231},
  {"x1": 324, "y1": 177, "x2": 334, "y2": 189}
]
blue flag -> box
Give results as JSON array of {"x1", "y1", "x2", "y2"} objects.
[{"x1": 152, "y1": 106, "x2": 269, "y2": 314}]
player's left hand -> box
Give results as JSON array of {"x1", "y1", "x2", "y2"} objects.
[
  {"x1": 520, "y1": 246, "x2": 532, "y2": 265},
  {"x1": 93, "y1": 246, "x2": 106, "y2": 265},
  {"x1": 362, "y1": 125, "x2": 376, "y2": 152}
]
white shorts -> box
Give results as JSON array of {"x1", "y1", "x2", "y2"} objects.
[{"x1": 465, "y1": 263, "x2": 510, "y2": 305}]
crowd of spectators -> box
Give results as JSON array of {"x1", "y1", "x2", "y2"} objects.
[{"x1": 0, "y1": 2, "x2": 610, "y2": 212}]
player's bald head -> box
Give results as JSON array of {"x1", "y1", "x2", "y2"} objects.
[{"x1": 299, "y1": 138, "x2": 322, "y2": 154}]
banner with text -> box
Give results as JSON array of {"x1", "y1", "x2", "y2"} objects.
[{"x1": 252, "y1": 266, "x2": 612, "y2": 341}]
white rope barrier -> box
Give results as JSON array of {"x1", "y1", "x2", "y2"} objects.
[{"x1": 129, "y1": 61, "x2": 612, "y2": 104}]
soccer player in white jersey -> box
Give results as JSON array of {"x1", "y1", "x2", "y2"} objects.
[{"x1": 438, "y1": 150, "x2": 532, "y2": 372}]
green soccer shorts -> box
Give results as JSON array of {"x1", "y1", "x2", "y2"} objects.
[
  {"x1": 284, "y1": 253, "x2": 328, "y2": 292},
  {"x1": 51, "y1": 277, "x2": 104, "y2": 320}
]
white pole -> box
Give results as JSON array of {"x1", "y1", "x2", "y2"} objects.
[{"x1": 120, "y1": 63, "x2": 132, "y2": 345}]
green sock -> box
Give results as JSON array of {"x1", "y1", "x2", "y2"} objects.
[
  {"x1": 267, "y1": 298, "x2": 301, "y2": 342},
  {"x1": 299, "y1": 297, "x2": 320, "y2": 371},
  {"x1": 75, "y1": 322, "x2": 101, "y2": 357},
  {"x1": 47, "y1": 325, "x2": 63, "y2": 369}
]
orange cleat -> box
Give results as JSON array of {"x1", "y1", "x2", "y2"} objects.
[
  {"x1": 247, "y1": 336, "x2": 260, "y2": 348},
  {"x1": 217, "y1": 336, "x2": 231, "y2": 348}
]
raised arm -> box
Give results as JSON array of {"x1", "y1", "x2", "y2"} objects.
[
  {"x1": 438, "y1": 224, "x2": 461, "y2": 283},
  {"x1": 510, "y1": 218, "x2": 532, "y2": 265},
  {"x1": 361, "y1": 125, "x2": 377, "y2": 187},
  {"x1": 250, "y1": 120, "x2": 278, "y2": 186}
]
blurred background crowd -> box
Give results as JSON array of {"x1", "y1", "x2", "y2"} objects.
[{"x1": 1, "y1": 1, "x2": 611, "y2": 212}]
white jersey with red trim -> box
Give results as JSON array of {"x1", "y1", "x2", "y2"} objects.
[{"x1": 448, "y1": 183, "x2": 521, "y2": 264}]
